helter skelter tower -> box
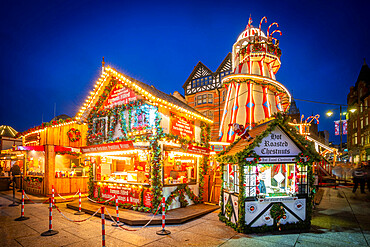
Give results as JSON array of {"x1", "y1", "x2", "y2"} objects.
[{"x1": 219, "y1": 16, "x2": 291, "y2": 143}]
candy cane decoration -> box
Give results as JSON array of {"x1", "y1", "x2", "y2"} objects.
[
  {"x1": 267, "y1": 22, "x2": 279, "y2": 37},
  {"x1": 259, "y1": 16, "x2": 267, "y2": 32},
  {"x1": 306, "y1": 114, "x2": 320, "y2": 125},
  {"x1": 295, "y1": 164, "x2": 299, "y2": 193},
  {"x1": 270, "y1": 30, "x2": 282, "y2": 37},
  {"x1": 255, "y1": 166, "x2": 260, "y2": 195}
]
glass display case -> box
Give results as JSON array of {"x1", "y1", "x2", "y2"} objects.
[
  {"x1": 55, "y1": 155, "x2": 88, "y2": 178},
  {"x1": 163, "y1": 151, "x2": 198, "y2": 185}
]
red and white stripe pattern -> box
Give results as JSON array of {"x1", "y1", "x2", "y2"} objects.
[
  {"x1": 49, "y1": 197, "x2": 53, "y2": 231},
  {"x1": 262, "y1": 86, "x2": 271, "y2": 118},
  {"x1": 101, "y1": 207, "x2": 106, "y2": 247},
  {"x1": 78, "y1": 189, "x2": 82, "y2": 213},
  {"x1": 115, "y1": 194, "x2": 120, "y2": 224},
  {"x1": 161, "y1": 197, "x2": 166, "y2": 231},
  {"x1": 52, "y1": 185, "x2": 55, "y2": 206},
  {"x1": 21, "y1": 190, "x2": 25, "y2": 217}
]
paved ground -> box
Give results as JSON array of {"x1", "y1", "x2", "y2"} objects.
[{"x1": 0, "y1": 186, "x2": 369, "y2": 246}]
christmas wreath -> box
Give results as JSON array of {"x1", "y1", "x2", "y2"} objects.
[
  {"x1": 225, "y1": 200, "x2": 233, "y2": 220},
  {"x1": 270, "y1": 203, "x2": 286, "y2": 229},
  {"x1": 67, "y1": 128, "x2": 81, "y2": 142}
]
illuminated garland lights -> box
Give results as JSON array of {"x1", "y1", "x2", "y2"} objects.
[
  {"x1": 55, "y1": 151, "x2": 81, "y2": 157},
  {"x1": 198, "y1": 122, "x2": 211, "y2": 201},
  {"x1": 149, "y1": 108, "x2": 164, "y2": 211},
  {"x1": 18, "y1": 118, "x2": 80, "y2": 138},
  {"x1": 165, "y1": 184, "x2": 201, "y2": 210},
  {"x1": 77, "y1": 67, "x2": 213, "y2": 124}
]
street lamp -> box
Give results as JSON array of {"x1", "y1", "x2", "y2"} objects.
[{"x1": 326, "y1": 106, "x2": 345, "y2": 152}]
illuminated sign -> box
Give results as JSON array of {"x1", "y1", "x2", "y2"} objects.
[
  {"x1": 254, "y1": 126, "x2": 301, "y2": 162},
  {"x1": 170, "y1": 112, "x2": 194, "y2": 139},
  {"x1": 81, "y1": 141, "x2": 134, "y2": 153},
  {"x1": 103, "y1": 85, "x2": 137, "y2": 109}
]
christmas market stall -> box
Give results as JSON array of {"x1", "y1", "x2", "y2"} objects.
[
  {"x1": 77, "y1": 64, "x2": 212, "y2": 211},
  {"x1": 17, "y1": 118, "x2": 88, "y2": 195},
  {"x1": 217, "y1": 115, "x2": 319, "y2": 233}
]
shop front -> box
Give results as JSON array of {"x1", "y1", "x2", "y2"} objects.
[
  {"x1": 78, "y1": 66, "x2": 212, "y2": 211},
  {"x1": 217, "y1": 116, "x2": 319, "y2": 233},
  {"x1": 18, "y1": 119, "x2": 88, "y2": 195}
]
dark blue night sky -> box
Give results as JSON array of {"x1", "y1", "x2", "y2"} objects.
[{"x1": 1, "y1": 0, "x2": 369, "y2": 144}]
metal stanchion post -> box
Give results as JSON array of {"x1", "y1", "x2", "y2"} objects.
[
  {"x1": 15, "y1": 190, "x2": 29, "y2": 221},
  {"x1": 9, "y1": 178, "x2": 18, "y2": 207},
  {"x1": 112, "y1": 194, "x2": 123, "y2": 227},
  {"x1": 101, "y1": 207, "x2": 106, "y2": 247},
  {"x1": 74, "y1": 188, "x2": 84, "y2": 215},
  {"x1": 41, "y1": 197, "x2": 59, "y2": 236},
  {"x1": 156, "y1": 197, "x2": 171, "y2": 235}
]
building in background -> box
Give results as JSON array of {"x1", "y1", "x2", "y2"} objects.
[
  {"x1": 0, "y1": 125, "x2": 22, "y2": 150},
  {"x1": 182, "y1": 53, "x2": 232, "y2": 141},
  {"x1": 347, "y1": 59, "x2": 370, "y2": 163}
]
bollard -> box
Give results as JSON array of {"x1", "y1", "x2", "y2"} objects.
[
  {"x1": 9, "y1": 178, "x2": 18, "y2": 207},
  {"x1": 41, "y1": 197, "x2": 59, "y2": 236},
  {"x1": 112, "y1": 194, "x2": 123, "y2": 226},
  {"x1": 101, "y1": 207, "x2": 106, "y2": 247},
  {"x1": 74, "y1": 189, "x2": 84, "y2": 215},
  {"x1": 15, "y1": 190, "x2": 29, "y2": 221},
  {"x1": 52, "y1": 185, "x2": 55, "y2": 208},
  {"x1": 156, "y1": 197, "x2": 171, "y2": 235}
]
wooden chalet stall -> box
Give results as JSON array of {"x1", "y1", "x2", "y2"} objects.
[
  {"x1": 18, "y1": 119, "x2": 88, "y2": 195},
  {"x1": 217, "y1": 115, "x2": 319, "y2": 233},
  {"x1": 77, "y1": 65, "x2": 212, "y2": 211}
]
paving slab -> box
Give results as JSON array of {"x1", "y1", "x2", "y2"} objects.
[
  {"x1": 16, "y1": 229, "x2": 83, "y2": 247},
  {"x1": 156, "y1": 230, "x2": 227, "y2": 247},
  {"x1": 64, "y1": 235, "x2": 138, "y2": 247}
]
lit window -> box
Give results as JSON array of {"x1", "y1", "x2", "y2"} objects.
[
  {"x1": 208, "y1": 94, "x2": 213, "y2": 104},
  {"x1": 197, "y1": 95, "x2": 202, "y2": 105},
  {"x1": 202, "y1": 94, "x2": 207, "y2": 104}
]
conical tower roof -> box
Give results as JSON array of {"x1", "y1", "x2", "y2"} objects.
[{"x1": 0, "y1": 125, "x2": 18, "y2": 138}]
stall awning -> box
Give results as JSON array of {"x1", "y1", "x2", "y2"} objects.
[
  {"x1": 81, "y1": 141, "x2": 134, "y2": 154},
  {"x1": 16, "y1": 146, "x2": 45, "y2": 151}
]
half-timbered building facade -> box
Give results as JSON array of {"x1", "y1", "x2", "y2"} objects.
[{"x1": 182, "y1": 53, "x2": 233, "y2": 141}]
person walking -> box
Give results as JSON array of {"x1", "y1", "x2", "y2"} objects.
[
  {"x1": 352, "y1": 164, "x2": 366, "y2": 194},
  {"x1": 364, "y1": 162, "x2": 370, "y2": 192}
]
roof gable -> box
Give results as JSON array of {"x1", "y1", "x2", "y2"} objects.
[
  {"x1": 0, "y1": 125, "x2": 18, "y2": 138},
  {"x1": 76, "y1": 66, "x2": 212, "y2": 124},
  {"x1": 182, "y1": 61, "x2": 213, "y2": 89},
  {"x1": 217, "y1": 114, "x2": 320, "y2": 162},
  {"x1": 215, "y1": 53, "x2": 232, "y2": 74}
]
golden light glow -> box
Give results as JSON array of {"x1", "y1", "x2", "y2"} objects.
[
  {"x1": 76, "y1": 66, "x2": 213, "y2": 124},
  {"x1": 209, "y1": 141, "x2": 231, "y2": 146},
  {"x1": 349, "y1": 108, "x2": 357, "y2": 113},
  {"x1": 326, "y1": 111, "x2": 333, "y2": 117},
  {"x1": 85, "y1": 149, "x2": 144, "y2": 156},
  {"x1": 169, "y1": 151, "x2": 203, "y2": 158}
]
